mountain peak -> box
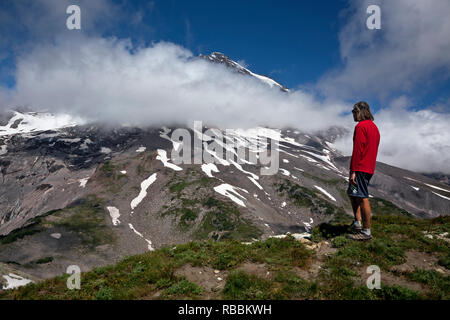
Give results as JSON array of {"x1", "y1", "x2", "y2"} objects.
[{"x1": 199, "y1": 52, "x2": 289, "y2": 92}]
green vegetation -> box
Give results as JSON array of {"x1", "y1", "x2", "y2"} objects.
[
  {"x1": 168, "y1": 169, "x2": 210, "y2": 195},
  {"x1": 0, "y1": 236, "x2": 315, "y2": 300},
  {"x1": 1, "y1": 214, "x2": 449, "y2": 300},
  {"x1": 0, "y1": 196, "x2": 114, "y2": 251},
  {"x1": 160, "y1": 170, "x2": 262, "y2": 241},
  {"x1": 1, "y1": 169, "x2": 448, "y2": 300},
  {"x1": 370, "y1": 197, "x2": 412, "y2": 217},
  {"x1": 169, "y1": 181, "x2": 190, "y2": 194},
  {"x1": 46, "y1": 196, "x2": 114, "y2": 248},
  {"x1": 276, "y1": 179, "x2": 348, "y2": 217},
  {"x1": 223, "y1": 270, "x2": 274, "y2": 299},
  {"x1": 0, "y1": 224, "x2": 44, "y2": 245},
  {"x1": 99, "y1": 161, "x2": 116, "y2": 177},
  {"x1": 404, "y1": 268, "x2": 450, "y2": 299},
  {"x1": 438, "y1": 253, "x2": 450, "y2": 269},
  {"x1": 161, "y1": 196, "x2": 262, "y2": 241},
  {"x1": 272, "y1": 270, "x2": 319, "y2": 299},
  {"x1": 193, "y1": 197, "x2": 262, "y2": 242},
  {"x1": 179, "y1": 208, "x2": 197, "y2": 227},
  {"x1": 98, "y1": 161, "x2": 128, "y2": 193},
  {"x1": 312, "y1": 215, "x2": 449, "y2": 300},
  {"x1": 161, "y1": 279, "x2": 204, "y2": 298},
  {"x1": 302, "y1": 171, "x2": 343, "y2": 186},
  {"x1": 0, "y1": 209, "x2": 60, "y2": 245},
  {"x1": 315, "y1": 215, "x2": 449, "y2": 268},
  {"x1": 33, "y1": 257, "x2": 54, "y2": 265}
]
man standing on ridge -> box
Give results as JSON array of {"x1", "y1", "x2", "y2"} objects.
[{"x1": 346, "y1": 101, "x2": 380, "y2": 241}]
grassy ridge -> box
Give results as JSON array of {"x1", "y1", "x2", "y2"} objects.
[{"x1": 1, "y1": 215, "x2": 448, "y2": 300}]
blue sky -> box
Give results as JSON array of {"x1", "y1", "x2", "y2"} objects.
[
  {"x1": 1, "y1": 0, "x2": 449, "y2": 112},
  {"x1": 106, "y1": 0, "x2": 345, "y2": 89}
]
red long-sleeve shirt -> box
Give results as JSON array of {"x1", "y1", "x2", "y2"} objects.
[{"x1": 350, "y1": 120, "x2": 380, "y2": 174}]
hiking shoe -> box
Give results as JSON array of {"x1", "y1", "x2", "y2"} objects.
[
  {"x1": 346, "y1": 232, "x2": 372, "y2": 241},
  {"x1": 349, "y1": 221, "x2": 362, "y2": 233}
]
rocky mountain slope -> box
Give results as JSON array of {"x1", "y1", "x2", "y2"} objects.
[{"x1": 0, "y1": 53, "x2": 449, "y2": 291}]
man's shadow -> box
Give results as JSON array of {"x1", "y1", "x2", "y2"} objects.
[{"x1": 315, "y1": 223, "x2": 350, "y2": 239}]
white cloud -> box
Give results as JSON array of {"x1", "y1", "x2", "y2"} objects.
[
  {"x1": 5, "y1": 36, "x2": 346, "y2": 131},
  {"x1": 318, "y1": 0, "x2": 450, "y2": 100}
]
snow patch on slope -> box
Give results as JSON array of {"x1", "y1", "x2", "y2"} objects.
[
  {"x1": 314, "y1": 186, "x2": 336, "y2": 201},
  {"x1": 432, "y1": 191, "x2": 450, "y2": 201},
  {"x1": 201, "y1": 163, "x2": 219, "y2": 178},
  {"x1": 424, "y1": 183, "x2": 450, "y2": 193},
  {"x1": 106, "y1": 206, "x2": 121, "y2": 226},
  {"x1": 130, "y1": 173, "x2": 157, "y2": 210},
  {"x1": 156, "y1": 149, "x2": 182, "y2": 171},
  {"x1": 0, "y1": 111, "x2": 81, "y2": 137},
  {"x1": 2, "y1": 273, "x2": 33, "y2": 290},
  {"x1": 248, "y1": 176, "x2": 263, "y2": 190},
  {"x1": 128, "y1": 223, "x2": 154, "y2": 251},
  {"x1": 214, "y1": 183, "x2": 248, "y2": 207},
  {"x1": 79, "y1": 177, "x2": 89, "y2": 188},
  {"x1": 100, "y1": 147, "x2": 111, "y2": 154}
]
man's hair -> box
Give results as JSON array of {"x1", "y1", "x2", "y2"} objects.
[{"x1": 353, "y1": 101, "x2": 374, "y2": 121}]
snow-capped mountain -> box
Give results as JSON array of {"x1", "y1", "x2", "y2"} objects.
[
  {"x1": 0, "y1": 53, "x2": 449, "y2": 289},
  {"x1": 0, "y1": 111, "x2": 81, "y2": 137},
  {"x1": 199, "y1": 52, "x2": 289, "y2": 92}
]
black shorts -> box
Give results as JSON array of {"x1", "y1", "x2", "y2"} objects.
[{"x1": 347, "y1": 171, "x2": 373, "y2": 198}]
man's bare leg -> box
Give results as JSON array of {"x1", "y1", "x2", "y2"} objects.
[
  {"x1": 360, "y1": 198, "x2": 371, "y2": 230},
  {"x1": 349, "y1": 196, "x2": 362, "y2": 222},
  {"x1": 347, "y1": 197, "x2": 373, "y2": 240}
]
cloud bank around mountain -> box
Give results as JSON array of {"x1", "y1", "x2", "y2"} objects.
[
  {"x1": 0, "y1": 0, "x2": 449, "y2": 173},
  {"x1": 1, "y1": 36, "x2": 346, "y2": 131}
]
